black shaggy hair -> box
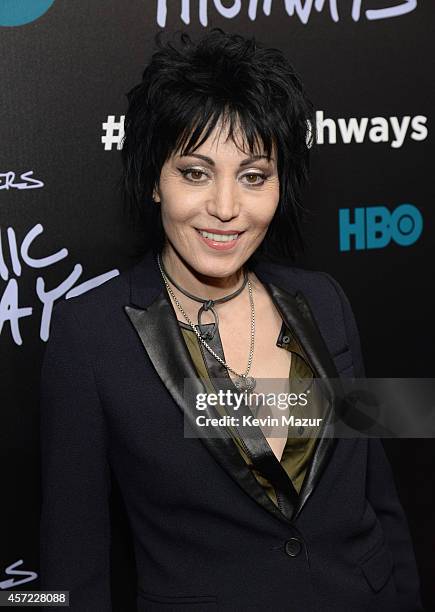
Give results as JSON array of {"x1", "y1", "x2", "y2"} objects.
[{"x1": 120, "y1": 28, "x2": 316, "y2": 264}]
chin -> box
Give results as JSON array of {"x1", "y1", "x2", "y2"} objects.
[{"x1": 187, "y1": 255, "x2": 238, "y2": 276}]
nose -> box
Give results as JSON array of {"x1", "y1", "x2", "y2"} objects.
[{"x1": 206, "y1": 179, "x2": 240, "y2": 221}]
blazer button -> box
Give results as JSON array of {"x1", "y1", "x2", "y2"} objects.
[
  {"x1": 285, "y1": 538, "x2": 302, "y2": 557},
  {"x1": 282, "y1": 335, "x2": 290, "y2": 344}
]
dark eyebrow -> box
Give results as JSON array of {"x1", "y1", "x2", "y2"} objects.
[{"x1": 179, "y1": 153, "x2": 274, "y2": 167}]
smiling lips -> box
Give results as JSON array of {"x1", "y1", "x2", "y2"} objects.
[{"x1": 196, "y1": 227, "x2": 244, "y2": 250}]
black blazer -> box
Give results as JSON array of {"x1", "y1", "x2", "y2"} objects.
[{"x1": 39, "y1": 249, "x2": 423, "y2": 611}]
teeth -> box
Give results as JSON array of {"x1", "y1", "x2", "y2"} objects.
[{"x1": 198, "y1": 230, "x2": 240, "y2": 242}]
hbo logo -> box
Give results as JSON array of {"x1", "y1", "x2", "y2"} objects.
[{"x1": 339, "y1": 204, "x2": 423, "y2": 251}]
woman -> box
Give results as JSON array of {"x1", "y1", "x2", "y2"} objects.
[{"x1": 39, "y1": 29, "x2": 423, "y2": 611}]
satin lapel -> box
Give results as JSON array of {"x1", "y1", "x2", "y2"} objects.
[
  {"x1": 124, "y1": 251, "x2": 291, "y2": 526},
  {"x1": 252, "y1": 264, "x2": 343, "y2": 521}
]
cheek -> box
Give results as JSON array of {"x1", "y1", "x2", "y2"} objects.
[
  {"x1": 160, "y1": 200, "x2": 198, "y2": 246},
  {"x1": 249, "y1": 195, "x2": 279, "y2": 229},
  {"x1": 160, "y1": 189, "x2": 195, "y2": 226}
]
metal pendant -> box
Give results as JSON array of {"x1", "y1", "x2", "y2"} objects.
[
  {"x1": 233, "y1": 375, "x2": 256, "y2": 393},
  {"x1": 197, "y1": 301, "x2": 219, "y2": 341}
]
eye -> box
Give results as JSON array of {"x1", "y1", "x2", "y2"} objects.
[
  {"x1": 242, "y1": 172, "x2": 267, "y2": 186},
  {"x1": 178, "y1": 167, "x2": 209, "y2": 183}
]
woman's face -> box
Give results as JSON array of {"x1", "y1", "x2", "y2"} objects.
[{"x1": 154, "y1": 121, "x2": 280, "y2": 280}]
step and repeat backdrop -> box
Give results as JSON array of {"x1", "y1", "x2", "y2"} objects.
[{"x1": 1, "y1": 1, "x2": 433, "y2": 609}]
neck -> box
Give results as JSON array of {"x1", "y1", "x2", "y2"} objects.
[{"x1": 160, "y1": 245, "x2": 246, "y2": 301}]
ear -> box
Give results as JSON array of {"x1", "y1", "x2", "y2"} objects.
[{"x1": 152, "y1": 185, "x2": 161, "y2": 203}]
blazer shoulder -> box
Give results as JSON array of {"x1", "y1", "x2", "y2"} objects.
[
  {"x1": 258, "y1": 260, "x2": 345, "y2": 311},
  {"x1": 48, "y1": 264, "x2": 132, "y2": 356},
  {"x1": 52, "y1": 263, "x2": 131, "y2": 320},
  {"x1": 291, "y1": 267, "x2": 348, "y2": 331}
]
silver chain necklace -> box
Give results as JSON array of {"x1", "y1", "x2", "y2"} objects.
[{"x1": 157, "y1": 254, "x2": 256, "y2": 393}]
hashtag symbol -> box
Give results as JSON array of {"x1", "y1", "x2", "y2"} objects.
[{"x1": 101, "y1": 115, "x2": 125, "y2": 150}]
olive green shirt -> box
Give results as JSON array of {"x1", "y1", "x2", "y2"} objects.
[{"x1": 178, "y1": 319, "x2": 324, "y2": 507}]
